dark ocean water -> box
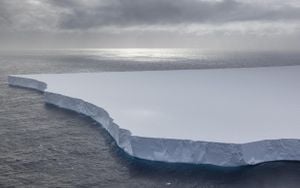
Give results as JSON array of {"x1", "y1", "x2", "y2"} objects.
[{"x1": 0, "y1": 49, "x2": 300, "y2": 188}]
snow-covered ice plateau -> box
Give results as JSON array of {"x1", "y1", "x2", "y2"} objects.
[{"x1": 8, "y1": 66, "x2": 300, "y2": 166}]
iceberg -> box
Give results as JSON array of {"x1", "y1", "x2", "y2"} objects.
[{"x1": 8, "y1": 66, "x2": 300, "y2": 167}]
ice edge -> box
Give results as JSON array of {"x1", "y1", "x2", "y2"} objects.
[{"x1": 8, "y1": 75, "x2": 300, "y2": 167}]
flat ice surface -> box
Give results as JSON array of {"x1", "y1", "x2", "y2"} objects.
[{"x1": 16, "y1": 66, "x2": 300, "y2": 144}]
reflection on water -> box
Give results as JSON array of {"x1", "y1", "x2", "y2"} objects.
[
  {"x1": 0, "y1": 49, "x2": 300, "y2": 187},
  {"x1": 2, "y1": 49, "x2": 300, "y2": 69},
  {"x1": 84, "y1": 48, "x2": 210, "y2": 62}
]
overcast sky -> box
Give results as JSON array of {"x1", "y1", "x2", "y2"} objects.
[{"x1": 0, "y1": 0, "x2": 300, "y2": 50}]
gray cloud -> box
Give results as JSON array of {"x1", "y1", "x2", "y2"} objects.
[
  {"x1": 0, "y1": 0, "x2": 300, "y2": 50},
  {"x1": 0, "y1": 1, "x2": 13, "y2": 27},
  {"x1": 48, "y1": 0, "x2": 300, "y2": 30},
  {"x1": 1, "y1": 0, "x2": 300, "y2": 31},
  {"x1": 0, "y1": 0, "x2": 60, "y2": 31}
]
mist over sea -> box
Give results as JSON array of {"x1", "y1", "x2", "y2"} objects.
[{"x1": 1, "y1": 49, "x2": 300, "y2": 187}]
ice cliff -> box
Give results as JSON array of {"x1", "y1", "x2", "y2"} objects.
[{"x1": 8, "y1": 66, "x2": 300, "y2": 167}]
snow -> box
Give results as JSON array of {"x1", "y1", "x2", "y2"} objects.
[{"x1": 8, "y1": 66, "x2": 300, "y2": 166}]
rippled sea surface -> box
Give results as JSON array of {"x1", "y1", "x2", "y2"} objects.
[{"x1": 1, "y1": 49, "x2": 300, "y2": 188}]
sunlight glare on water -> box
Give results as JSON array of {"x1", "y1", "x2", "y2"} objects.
[{"x1": 73, "y1": 48, "x2": 210, "y2": 62}]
